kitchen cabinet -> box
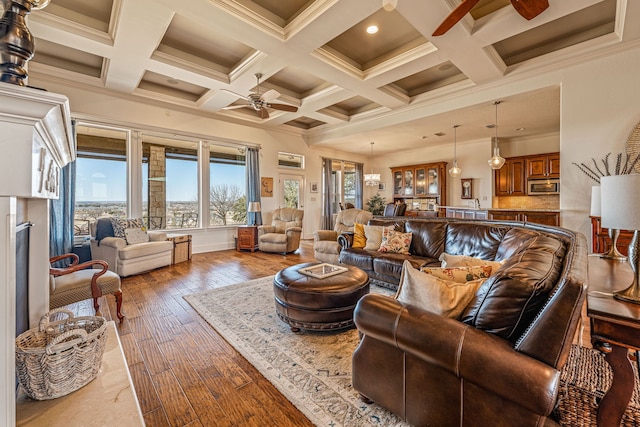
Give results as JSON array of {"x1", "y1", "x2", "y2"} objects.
[
  {"x1": 495, "y1": 158, "x2": 526, "y2": 197},
  {"x1": 526, "y1": 153, "x2": 560, "y2": 179},
  {"x1": 445, "y1": 208, "x2": 488, "y2": 220},
  {"x1": 488, "y1": 210, "x2": 560, "y2": 226}
]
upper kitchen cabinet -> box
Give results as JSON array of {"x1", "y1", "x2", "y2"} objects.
[
  {"x1": 526, "y1": 153, "x2": 560, "y2": 179},
  {"x1": 495, "y1": 158, "x2": 526, "y2": 197}
]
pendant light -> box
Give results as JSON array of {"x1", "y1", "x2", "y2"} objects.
[
  {"x1": 487, "y1": 101, "x2": 506, "y2": 170},
  {"x1": 364, "y1": 142, "x2": 381, "y2": 186},
  {"x1": 448, "y1": 125, "x2": 462, "y2": 177}
]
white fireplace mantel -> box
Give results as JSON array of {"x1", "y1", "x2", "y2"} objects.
[{"x1": 0, "y1": 83, "x2": 74, "y2": 426}]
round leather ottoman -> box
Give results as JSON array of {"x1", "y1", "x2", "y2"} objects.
[{"x1": 273, "y1": 262, "x2": 369, "y2": 332}]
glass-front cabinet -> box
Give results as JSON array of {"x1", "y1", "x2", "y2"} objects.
[{"x1": 391, "y1": 162, "x2": 447, "y2": 214}]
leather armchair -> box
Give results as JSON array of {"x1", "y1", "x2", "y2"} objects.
[
  {"x1": 313, "y1": 208, "x2": 373, "y2": 263},
  {"x1": 258, "y1": 208, "x2": 304, "y2": 254}
]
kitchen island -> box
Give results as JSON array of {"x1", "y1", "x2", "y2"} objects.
[{"x1": 438, "y1": 206, "x2": 561, "y2": 226}]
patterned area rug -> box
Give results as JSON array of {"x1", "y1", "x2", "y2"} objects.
[{"x1": 183, "y1": 276, "x2": 408, "y2": 427}]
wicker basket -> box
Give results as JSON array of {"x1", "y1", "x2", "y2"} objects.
[
  {"x1": 555, "y1": 344, "x2": 640, "y2": 427},
  {"x1": 15, "y1": 308, "x2": 108, "y2": 400}
]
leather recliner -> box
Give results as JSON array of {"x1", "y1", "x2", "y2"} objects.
[{"x1": 313, "y1": 208, "x2": 373, "y2": 263}]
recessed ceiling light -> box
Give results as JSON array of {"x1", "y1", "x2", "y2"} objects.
[
  {"x1": 434, "y1": 132, "x2": 446, "y2": 137},
  {"x1": 516, "y1": 127, "x2": 526, "y2": 131},
  {"x1": 367, "y1": 25, "x2": 379, "y2": 34},
  {"x1": 167, "y1": 78, "x2": 179, "y2": 85}
]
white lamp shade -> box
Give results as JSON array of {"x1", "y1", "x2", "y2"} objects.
[
  {"x1": 601, "y1": 174, "x2": 640, "y2": 230},
  {"x1": 248, "y1": 201, "x2": 261, "y2": 212},
  {"x1": 590, "y1": 186, "x2": 601, "y2": 216}
]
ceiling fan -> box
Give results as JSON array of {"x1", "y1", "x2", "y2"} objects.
[
  {"x1": 221, "y1": 73, "x2": 298, "y2": 119},
  {"x1": 432, "y1": 0, "x2": 549, "y2": 36}
]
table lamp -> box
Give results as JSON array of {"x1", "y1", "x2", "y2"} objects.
[
  {"x1": 247, "y1": 201, "x2": 261, "y2": 226},
  {"x1": 601, "y1": 174, "x2": 640, "y2": 304},
  {"x1": 591, "y1": 185, "x2": 626, "y2": 260}
]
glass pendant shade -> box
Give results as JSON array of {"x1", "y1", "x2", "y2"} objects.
[
  {"x1": 449, "y1": 161, "x2": 461, "y2": 177},
  {"x1": 488, "y1": 145, "x2": 505, "y2": 169}
]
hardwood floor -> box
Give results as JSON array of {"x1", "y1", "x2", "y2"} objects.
[{"x1": 72, "y1": 240, "x2": 318, "y2": 427}]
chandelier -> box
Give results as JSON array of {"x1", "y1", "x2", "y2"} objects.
[
  {"x1": 448, "y1": 125, "x2": 462, "y2": 177},
  {"x1": 364, "y1": 142, "x2": 381, "y2": 186},
  {"x1": 487, "y1": 101, "x2": 506, "y2": 170}
]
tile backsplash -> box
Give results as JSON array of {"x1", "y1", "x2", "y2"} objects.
[{"x1": 493, "y1": 195, "x2": 559, "y2": 210}]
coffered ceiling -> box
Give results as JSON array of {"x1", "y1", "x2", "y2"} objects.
[{"x1": 27, "y1": 0, "x2": 640, "y2": 154}]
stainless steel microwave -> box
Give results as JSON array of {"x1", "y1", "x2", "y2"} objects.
[{"x1": 528, "y1": 179, "x2": 560, "y2": 195}]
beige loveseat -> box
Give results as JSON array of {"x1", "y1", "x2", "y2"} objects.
[
  {"x1": 313, "y1": 208, "x2": 373, "y2": 263},
  {"x1": 90, "y1": 217, "x2": 173, "y2": 277}
]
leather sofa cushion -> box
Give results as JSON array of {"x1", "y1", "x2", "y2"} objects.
[
  {"x1": 495, "y1": 227, "x2": 539, "y2": 261},
  {"x1": 444, "y1": 222, "x2": 508, "y2": 261},
  {"x1": 461, "y1": 233, "x2": 566, "y2": 341},
  {"x1": 373, "y1": 254, "x2": 431, "y2": 279},
  {"x1": 405, "y1": 220, "x2": 446, "y2": 259},
  {"x1": 339, "y1": 248, "x2": 375, "y2": 271}
]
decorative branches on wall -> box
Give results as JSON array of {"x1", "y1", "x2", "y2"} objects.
[{"x1": 573, "y1": 152, "x2": 640, "y2": 184}]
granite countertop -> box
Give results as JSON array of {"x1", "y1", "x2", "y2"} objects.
[{"x1": 438, "y1": 206, "x2": 560, "y2": 212}]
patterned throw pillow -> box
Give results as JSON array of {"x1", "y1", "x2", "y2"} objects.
[
  {"x1": 363, "y1": 225, "x2": 384, "y2": 251},
  {"x1": 396, "y1": 261, "x2": 486, "y2": 319},
  {"x1": 110, "y1": 217, "x2": 144, "y2": 239},
  {"x1": 124, "y1": 227, "x2": 150, "y2": 245},
  {"x1": 420, "y1": 265, "x2": 493, "y2": 283},
  {"x1": 439, "y1": 252, "x2": 505, "y2": 274},
  {"x1": 353, "y1": 222, "x2": 366, "y2": 249},
  {"x1": 379, "y1": 229, "x2": 412, "y2": 254}
]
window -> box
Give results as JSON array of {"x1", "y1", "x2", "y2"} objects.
[
  {"x1": 209, "y1": 144, "x2": 246, "y2": 225},
  {"x1": 74, "y1": 125, "x2": 128, "y2": 231},
  {"x1": 278, "y1": 152, "x2": 304, "y2": 169},
  {"x1": 142, "y1": 134, "x2": 199, "y2": 230},
  {"x1": 331, "y1": 160, "x2": 357, "y2": 213}
]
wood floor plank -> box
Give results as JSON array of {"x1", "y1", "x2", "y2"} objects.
[
  {"x1": 151, "y1": 370, "x2": 199, "y2": 427},
  {"x1": 137, "y1": 338, "x2": 171, "y2": 376},
  {"x1": 128, "y1": 361, "x2": 163, "y2": 415},
  {"x1": 143, "y1": 408, "x2": 171, "y2": 427},
  {"x1": 119, "y1": 331, "x2": 144, "y2": 366}
]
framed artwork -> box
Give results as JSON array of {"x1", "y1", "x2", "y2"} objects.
[
  {"x1": 261, "y1": 177, "x2": 274, "y2": 197},
  {"x1": 310, "y1": 182, "x2": 319, "y2": 193},
  {"x1": 378, "y1": 182, "x2": 386, "y2": 191},
  {"x1": 461, "y1": 178, "x2": 473, "y2": 199}
]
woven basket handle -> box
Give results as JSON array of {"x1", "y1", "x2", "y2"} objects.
[
  {"x1": 45, "y1": 329, "x2": 89, "y2": 355},
  {"x1": 39, "y1": 308, "x2": 75, "y2": 332}
]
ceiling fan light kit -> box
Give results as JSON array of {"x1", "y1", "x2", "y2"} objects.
[
  {"x1": 221, "y1": 73, "x2": 298, "y2": 119},
  {"x1": 432, "y1": 0, "x2": 549, "y2": 36}
]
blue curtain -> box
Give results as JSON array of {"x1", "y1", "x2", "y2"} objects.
[
  {"x1": 49, "y1": 160, "x2": 76, "y2": 259},
  {"x1": 321, "y1": 157, "x2": 333, "y2": 230},
  {"x1": 246, "y1": 146, "x2": 262, "y2": 226},
  {"x1": 355, "y1": 162, "x2": 364, "y2": 209}
]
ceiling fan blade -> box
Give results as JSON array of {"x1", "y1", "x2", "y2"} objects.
[
  {"x1": 257, "y1": 108, "x2": 269, "y2": 119},
  {"x1": 221, "y1": 105, "x2": 249, "y2": 110},
  {"x1": 432, "y1": 0, "x2": 481, "y2": 36},
  {"x1": 261, "y1": 89, "x2": 280, "y2": 102},
  {"x1": 267, "y1": 103, "x2": 298, "y2": 112},
  {"x1": 220, "y1": 88, "x2": 248, "y2": 100},
  {"x1": 510, "y1": 0, "x2": 549, "y2": 20}
]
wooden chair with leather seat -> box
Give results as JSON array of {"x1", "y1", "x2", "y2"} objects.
[{"x1": 49, "y1": 253, "x2": 124, "y2": 321}]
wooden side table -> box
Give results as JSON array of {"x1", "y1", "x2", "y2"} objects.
[
  {"x1": 587, "y1": 255, "x2": 640, "y2": 427},
  {"x1": 237, "y1": 225, "x2": 258, "y2": 252}
]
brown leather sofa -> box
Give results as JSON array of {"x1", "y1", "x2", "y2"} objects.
[{"x1": 350, "y1": 218, "x2": 587, "y2": 426}]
